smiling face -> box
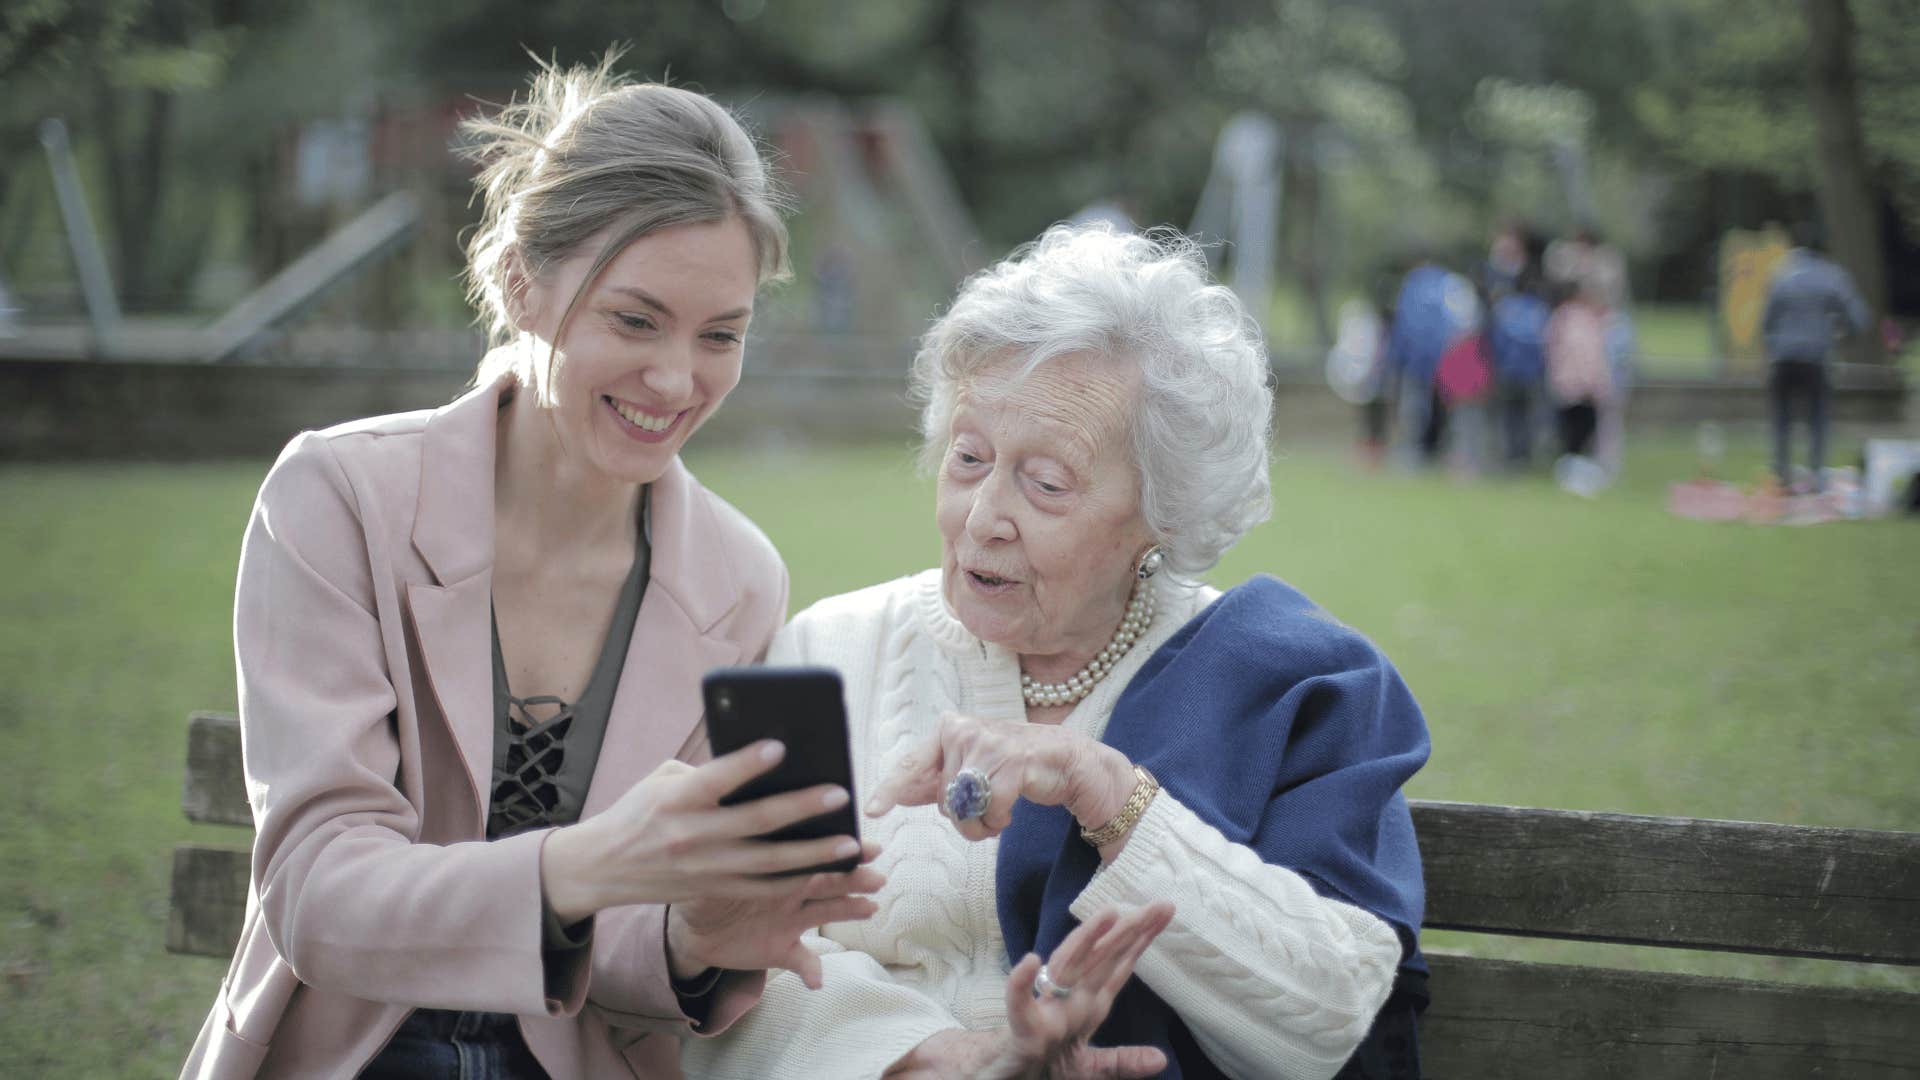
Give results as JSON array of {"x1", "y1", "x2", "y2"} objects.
[
  {"x1": 936, "y1": 352, "x2": 1156, "y2": 668},
  {"x1": 515, "y1": 217, "x2": 758, "y2": 486}
]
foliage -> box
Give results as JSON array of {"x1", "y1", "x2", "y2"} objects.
[
  {"x1": 5, "y1": 0, "x2": 1919, "y2": 314},
  {"x1": 1628, "y1": 0, "x2": 1920, "y2": 235},
  {"x1": 0, "y1": 1, "x2": 305, "y2": 307}
]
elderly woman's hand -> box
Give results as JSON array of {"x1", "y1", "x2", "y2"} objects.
[
  {"x1": 885, "y1": 903, "x2": 1175, "y2": 1079},
  {"x1": 866, "y1": 713, "x2": 1140, "y2": 844}
]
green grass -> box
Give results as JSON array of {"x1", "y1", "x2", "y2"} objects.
[
  {"x1": 0, "y1": 464, "x2": 265, "y2": 1078},
  {"x1": 4, "y1": 434, "x2": 1918, "y2": 1076}
]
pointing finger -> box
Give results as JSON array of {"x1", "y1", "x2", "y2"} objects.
[{"x1": 865, "y1": 741, "x2": 944, "y2": 816}]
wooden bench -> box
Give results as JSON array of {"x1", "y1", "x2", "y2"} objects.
[{"x1": 170, "y1": 711, "x2": 1920, "y2": 1077}]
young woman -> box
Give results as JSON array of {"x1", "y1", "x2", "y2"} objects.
[{"x1": 185, "y1": 57, "x2": 882, "y2": 1079}]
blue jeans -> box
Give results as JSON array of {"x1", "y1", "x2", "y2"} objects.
[{"x1": 359, "y1": 1009, "x2": 549, "y2": 1079}]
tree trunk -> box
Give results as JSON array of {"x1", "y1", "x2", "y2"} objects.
[
  {"x1": 1803, "y1": 0, "x2": 1886, "y2": 360},
  {"x1": 938, "y1": 0, "x2": 980, "y2": 208},
  {"x1": 1282, "y1": 124, "x2": 1334, "y2": 350},
  {"x1": 100, "y1": 85, "x2": 174, "y2": 310}
]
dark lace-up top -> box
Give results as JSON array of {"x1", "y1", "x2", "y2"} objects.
[
  {"x1": 486, "y1": 489, "x2": 651, "y2": 839},
  {"x1": 364, "y1": 489, "x2": 716, "y2": 1070}
]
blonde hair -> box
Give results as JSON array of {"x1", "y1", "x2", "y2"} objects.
[{"x1": 461, "y1": 52, "x2": 791, "y2": 385}]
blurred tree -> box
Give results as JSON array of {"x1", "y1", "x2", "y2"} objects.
[
  {"x1": 7, "y1": 0, "x2": 1915, "y2": 328},
  {"x1": 1804, "y1": 0, "x2": 1886, "y2": 356},
  {"x1": 1624, "y1": 0, "x2": 1916, "y2": 328},
  {"x1": 0, "y1": 0, "x2": 281, "y2": 309},
  {"x1": 1208, "y1": 0, "x2": 1415, "y2": 343}
]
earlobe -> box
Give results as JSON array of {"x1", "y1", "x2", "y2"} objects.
[{"x1": 503, "y1": 251, "x2": 540, "y2": 335}]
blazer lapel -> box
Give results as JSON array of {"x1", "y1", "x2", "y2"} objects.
[
  {"x1": 406, "y1": 375, "x2": 512, "y2": 813},
  {"x1": 582, "y1": 459, "x2": 745, "y2": 815},
  {"x1": 580, "y1": 590, "x2": 741, "y2": 816},
  {"x1": 407, "y1": 574, "x2": 495, "y2": 808},
  {"x1": 400, "y1": 382, "x2": 754, "y2": 819}
]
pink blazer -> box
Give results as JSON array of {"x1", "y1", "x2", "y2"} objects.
[{"x1": 184, "y1": 376, "x2": 788, "y2": 1078}]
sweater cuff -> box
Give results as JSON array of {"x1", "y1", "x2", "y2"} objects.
[{"x1": 1071, "y1": 791, "x2": 1184, "y2": 916}]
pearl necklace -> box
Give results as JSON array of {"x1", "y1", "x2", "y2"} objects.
[{"x1": 1020, "y1": 581, "x2": 1156, "y2": 708}]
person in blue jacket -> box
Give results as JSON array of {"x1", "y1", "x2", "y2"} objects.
[
  {"x1": 1386, "y1": 258, "x2": 1472, "y2": 465},
  {"x1": 1761, "y1": 221, "x2": 1872, "y2": 491},
  {"x1": 1487, "y1": 268, "x2": 1551, "y2": 467}
]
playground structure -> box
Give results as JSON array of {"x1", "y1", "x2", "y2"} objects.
[
  {"x1": 4, "y1": 99, "x2": 983, "y2": 370},
  {"x1": 2, "y1": 103, "x2": 1907, "y2": 463},
  {"x1": 16, "y1": 119, "x2": 423, "y2": 365},
  {"x1": 1, "y1": 100, "x2": 1574, "y2": 369}
]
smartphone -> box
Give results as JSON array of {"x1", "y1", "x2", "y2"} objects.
[{"x1": 702, "y1": 665, "x2": 861, "y2": 876}]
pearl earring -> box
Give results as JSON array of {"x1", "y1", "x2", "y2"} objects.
[{"x1": 1134, "y1": 545, "x2": 1165, "y2": 581}]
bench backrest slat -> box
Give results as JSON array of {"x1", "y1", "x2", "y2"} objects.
[
  {"x1": 1423, "y1": 953, "x2": 1920, "y2": 1079},
  {"x1": 184, "y1": 715, "x2": 1920, "y2": 966},
  {"x1": 184, "y1": 711, "x2": 251, "y2": 827},
  {"x1": 166, "y1": 845, "x2": 249, "y2": 957},
  {"x1": 171, "y1": 712, "x2": 1920, "y2": 1074},
  {"x1": 1412, "y1": 800, "x2": 1920, "y2": 965}
]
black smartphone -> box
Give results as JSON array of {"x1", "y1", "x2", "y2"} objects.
[{"x1": 702, "y1": 665, "x2": 861, "y2": 876}]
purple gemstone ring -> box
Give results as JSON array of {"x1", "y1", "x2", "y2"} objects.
[{"x1": 943, "y1": 766, "x2": 993, "y2": 822}]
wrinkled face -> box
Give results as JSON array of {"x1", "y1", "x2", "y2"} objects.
[
  {"x1": 516, "y1": 217, "x2": 757, "y2": 485},
  {"x1": 936, "y1": 352, "x2": 1155, "y2": 662}
]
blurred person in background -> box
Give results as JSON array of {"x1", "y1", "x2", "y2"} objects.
[
  {"x1": 1386, "y1": 254, "x2": 1474, "y2": 467},
  {"x1": 1546, "y1": 224, "x2": 1634, "y2": 482},
  {"x1": 1544, "y1": 278, "x2": 1616, "y2": 495},
  {"x1": 1761, "y1": 220, "x2": 1872, "y2": 492},
  {"x1": 1480, "y1": 220, "x2": 1538, "y2": 301},
  {"x1": 1487, "y1": 266, "x2": 1552, "y2": 468},
  {"x1": 1433, "y1": 294, "x2": 1491, "y2": 477},
  {"x1": 184, "y1": 56, "x2": 887, "y2": 1079},
  {"x1": 1325, "y1": 265, "x2": 1398, "y2": 469},
  {"x1": 1543, "y1": 223, "x2": 1628, "y2": 313},
  {"x1": 687, "y1": 224, "x2": 1432, "y2": 1080},
  {"x1": 1595, "y1": 305, "x2": 1637, "y2": 482}
]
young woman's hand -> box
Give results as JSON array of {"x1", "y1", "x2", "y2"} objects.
[
  {"x1": 541, "y1": 740, "x2": 877, "y2": 922},
  {"x1": 886, "y1": 1029, "x2": 1164, "y2": 1080},
  {"x1": 665, "y1": 840, "x2": 885, "y2": 987}
]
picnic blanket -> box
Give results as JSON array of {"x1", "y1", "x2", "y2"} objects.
[{"x1": 1667, "y1": 475, "x2": 1864, "y2": 525}]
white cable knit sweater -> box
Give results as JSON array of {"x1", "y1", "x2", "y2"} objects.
[{"x1": 682, "y1": 570, "x2": 1402, "y2": 1080}]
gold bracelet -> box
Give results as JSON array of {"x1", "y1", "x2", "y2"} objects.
[{"x1": 1080, "y1": 765, "x2": 1159, "y2": 848}]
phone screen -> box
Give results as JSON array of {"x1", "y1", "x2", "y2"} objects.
[{"x1": 702, "y1": 665, "x2": 861, "y2": 875}]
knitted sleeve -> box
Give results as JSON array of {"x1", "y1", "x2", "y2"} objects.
[
  {"x1": 683, "y1": 577, "x2": 969, "y2": 1078},
  {"x1": 677, "y1": 935, "x2": 959, "y2": 1080},
  {"x1": 1068, "y1": 792, "x2": 1402, "y2": 1080}
]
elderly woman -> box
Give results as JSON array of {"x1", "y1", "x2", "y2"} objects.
[{"x1": 685, "y1": 225, "x2": 1431, "y2": 1080}]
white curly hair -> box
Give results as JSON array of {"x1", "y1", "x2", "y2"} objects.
[{"x1": 911, "y1": 222, "x2": 1274, "y2": 579}]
